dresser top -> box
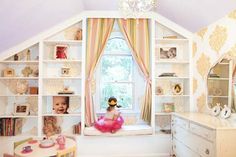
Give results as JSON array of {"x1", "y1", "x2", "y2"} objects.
[{"x1": 173, "y1": 112, "x2": 236, "y2": 130}]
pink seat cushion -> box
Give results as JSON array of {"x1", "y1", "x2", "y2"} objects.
[{"x1": 3, "y1": 153, "x2": 14, "y2": 157}]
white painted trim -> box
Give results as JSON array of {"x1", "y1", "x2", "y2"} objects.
[
  {"x1": 151, "y1": 19, "x2": 156, "y2": 133},
  {"x1": 38, "y1": 41, "x2": 43, "y2": 136},
  {"x1": 79, "y1": 153, "x2": 170, "y2": 157},
  {"x1": 81, "y1": 16, "x2": 87, "y2": 136}
]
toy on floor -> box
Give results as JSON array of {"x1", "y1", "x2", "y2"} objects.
[{"x1": 94, "y1": 96, "x2": 124, "y2": 133}]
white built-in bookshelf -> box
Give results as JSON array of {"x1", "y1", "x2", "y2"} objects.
[
  {"x1": 0, "y1": 20, "x2": 84, "y2": 137},
  {"x1": 153, "y1": 22, "x2": 191, "y2": 134},
  {"x1": 0, "y1": 14, "x2": 192, "y2": 137}
]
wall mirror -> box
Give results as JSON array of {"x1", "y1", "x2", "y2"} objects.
[{"x1": 207, "y1": 54, "x2": 236, "y2": 113}]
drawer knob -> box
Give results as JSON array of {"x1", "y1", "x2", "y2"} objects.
[{"x1": 205, "y1": 149, "x2": 210, "y2": 155}]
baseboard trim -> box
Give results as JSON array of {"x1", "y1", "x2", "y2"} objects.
[{"x1": 79, "y1": 153, "x2": 170, "y2": 157}]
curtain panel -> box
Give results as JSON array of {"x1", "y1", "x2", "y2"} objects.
[
  {"x1": 85, "y1": 18, "x2": 115, "y2": 126},
  {"x1": 117, "y1": 19, "x2": 152, "y2": 124}
]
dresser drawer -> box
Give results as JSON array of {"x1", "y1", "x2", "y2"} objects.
[
  {"x1": 173, "y1": 126, "x2": 214, "y2": 157},
  {"x1": 189, "y1": 122, "x2": 215, "y2": 142},
  {"x1": 173, "y1": 138, "x2": 199, "y2": 157},
  {"x1": 172, "y1": 116, "x2": 189, "y2": 129}
]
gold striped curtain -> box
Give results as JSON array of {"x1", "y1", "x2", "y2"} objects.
[
  {"x1": 118, "y1": 19, "x2": 152, "y2": 124},
  {"x1": 85, "y1": 18, "x2": 115, "y2": 126}
]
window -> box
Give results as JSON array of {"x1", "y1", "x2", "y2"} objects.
[
  {"x1": 95, "y1": 22, "x2": 145, "y2": 112},
  {"x1": 100, "y1": 35, "x2": 133, "y2": 110}
]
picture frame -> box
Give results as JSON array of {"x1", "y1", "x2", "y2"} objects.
[
  {"x1": 14, "y1": 103, "x2": 30, "y2": 116},
  {"x1": 53, "y1": 96, "x2": 70, "y2": 114},
  {"x1": 3, "y1": 68, "x2": 15, "y2": 77},
  {"x1": 14, "y1": 118, "x2": 23, "y2": 135},
  {"x1": 158, "y1": 46, "x2": 177, "y2": 60},
  {"x1": 61, "y1": 67, "x2": 70, "y2": 77},
  {"x1": 172, "y1": 82, "x2": 183, "y2": 95},
  {"x1": 162, "y1": 103, "x2": 175, "y2": 112},
  {"x1": 54, "y1": 45, "x2": 68, "y2": 60}
]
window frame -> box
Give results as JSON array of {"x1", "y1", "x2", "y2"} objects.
[{"x1": 99, "y1": 52, "x2": 135, "y2": 111}]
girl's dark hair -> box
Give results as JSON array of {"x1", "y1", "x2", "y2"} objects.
[
  {"x1": 107, "y1": 96, "x2": 121, "y2": 111},
  {"x1": 108, "y1": 96, "x2": 117, "y2": 103},
  {"x1": 107, "y1": 96, "x2": 117, "y2": 111}
]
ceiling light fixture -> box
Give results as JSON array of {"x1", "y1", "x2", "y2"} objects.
[{"x1": 119, "y1": 0, "x2": 157, "y2": 18}]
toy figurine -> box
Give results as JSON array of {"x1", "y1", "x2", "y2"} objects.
[
  {"x1": 14, "y1": 54, "x2": 19, "y2": 61},
  {"x1": 75, "y1": 28, "x2": 82, "y2": 40},
  {"x1": 26, "y1": 49, "x2": 31, "y2": 60},
  {"x1": 56, "y1": 135, "x2": 66, "y2": 150}
]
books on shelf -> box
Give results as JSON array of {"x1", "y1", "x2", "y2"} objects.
[
  {"x1": 209, "y1": 74, "x2": 220, "y2": 78},
  {"x1": 73, "y1": 122, "x2": 81, "y2": 135},
  {"x1": 159, "y1": 73, "x2": 177, "y2": 77},
  {"x1": 0, "y1": 118, "x2": 23, "y2": 136}
]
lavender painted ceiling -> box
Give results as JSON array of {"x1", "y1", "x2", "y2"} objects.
[
  {"x1": 1, "y1": 0, "x2": 236, "y2": 53},
  {"x1": 0, "y1": 0, "x2": 84, "y2": 53},
  {"x1": 83, "y1": 0, "x2": 236, "y2": 32}
]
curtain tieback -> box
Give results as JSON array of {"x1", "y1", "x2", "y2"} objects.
[
  {"x1": 87, "y1": 77, "x2": 92, "y2": 83},
  {"x1": 145, "y1": 77, "x2": 152, "y2": 84}
]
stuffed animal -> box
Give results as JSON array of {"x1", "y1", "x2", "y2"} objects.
[
  {"x1": 75, "y1": 28, "x2": 82, "y2": 40},
  {"x1": 22, "y1": 66, "x2": 33, "y2": 77}
]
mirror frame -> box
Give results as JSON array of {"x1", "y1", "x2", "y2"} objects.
[{"x1": 205, "y1": 54, "x2": 235, "y2": 116}]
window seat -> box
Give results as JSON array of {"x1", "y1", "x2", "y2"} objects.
[{"x1": 84, "y1": 124, "x2": 153, "y2": 136}]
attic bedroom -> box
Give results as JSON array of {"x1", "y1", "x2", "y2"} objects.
[{"x1": 1, "y1": 1, "x2": 236, "y2": 157}]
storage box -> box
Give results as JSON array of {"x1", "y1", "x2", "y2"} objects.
[{"x1": 29, "y1": 87, "x2": 38, "y2": 94}]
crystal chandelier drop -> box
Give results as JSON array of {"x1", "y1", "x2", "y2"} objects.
[{"x1": 119, "y1": 0, "x2": 157, "y2": 17}]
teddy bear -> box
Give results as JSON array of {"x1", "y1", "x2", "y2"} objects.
[{"x1": 21, "y1": 66, "x2": 33, "y2": 77}]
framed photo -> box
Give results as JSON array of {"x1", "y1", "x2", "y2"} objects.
[
  {"x1": 14, "y1": 118, "x2": 23, "y2": 135},
  {"x1": 61, "y1": 67, "x2": 70, "y2": 77},
  {"x1": 54, "y1": 45, "x2": 68, "y2": 60},
  {"x1": 162, "y1": 103, "x2": 174, "y2": 112},
  {"x1": 53, "y1": 96, "x2": 70, "y2": 114},
  {"x1": 14, "y1": 103, "x2": 30, "y2": 116},
  {"x1": 3, "y1": 68, "x2": 15, "y2": 77},
  {"x1": 159, "y1": 46, "x2": 177, "y2": 60},
  {"x1": 172, "y1": 82, "x2": 183, "y2": 95}
]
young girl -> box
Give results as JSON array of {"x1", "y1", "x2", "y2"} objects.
[{"x1": 94, "y1": 97, "x2": 124, "y2": 133}]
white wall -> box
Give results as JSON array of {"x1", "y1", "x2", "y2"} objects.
[{"x1": 0, "y1": 135, "x2": 171, "y2": 157}]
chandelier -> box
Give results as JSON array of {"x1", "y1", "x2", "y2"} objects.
[{"x1": 119, "y1": 0, "x2": 157, "y2": 17}]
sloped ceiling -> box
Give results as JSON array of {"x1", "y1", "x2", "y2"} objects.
[
  {"x1": 1, "y1": 0, "x2": 236, "y2": 53},
  {"x1": 0, "y1": 0, "x2": 84, "y2": 53},
  {"x1": 83, "y1": 0, "x2": 236, "y2": 32}
]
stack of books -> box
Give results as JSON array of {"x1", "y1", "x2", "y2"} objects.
[
  {"x1": 159, "y1": 73, "x2": 177, "y2": 77},
  {"x1": 0, "y1": 118, "x2": 23, "y2": 136}
]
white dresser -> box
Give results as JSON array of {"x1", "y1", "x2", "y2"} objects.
[{"x1": 172, "y1": 113, "x2": 236, "y2": 157}]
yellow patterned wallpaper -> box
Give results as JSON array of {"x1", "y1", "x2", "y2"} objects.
[
  {"x1": 193, "y1": 9, "x2": 236, "y2": 112},
  {"x1": 228, "y1": 10, "x2": 236, "y2": 19}
]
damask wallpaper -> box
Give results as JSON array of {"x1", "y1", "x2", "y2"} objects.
[{"x1": 193, "y1": 9, "x2": 236, "y2": 112}]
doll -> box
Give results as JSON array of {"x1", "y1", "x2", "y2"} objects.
[{"x1": 94, "y1": 96, "x2": 124, "y2": 133}]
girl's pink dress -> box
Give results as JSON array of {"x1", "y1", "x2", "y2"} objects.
[{"x1": 94, "y1": 109, "x2": 124, "y2": 133}]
